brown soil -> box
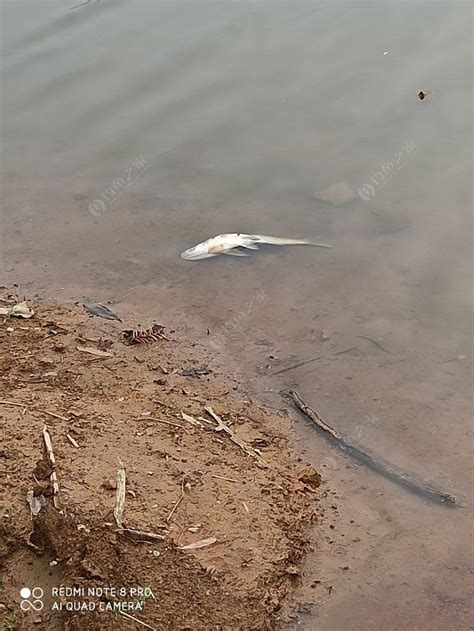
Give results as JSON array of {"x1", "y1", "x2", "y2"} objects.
[{"x1": 0, "y1": 295, "x2": 321, "y2": 631}]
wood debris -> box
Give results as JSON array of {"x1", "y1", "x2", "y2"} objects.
[
  {"x1": 356, "y1": 335, "x2": 391, "y2": 354},
  {"x1": 0, "y1": 399, "x2": 28, "y2": 409},
  {"x1": 181, "y1": 412, "x2": 204, "y2": 428},
  {"x1": 167, "y1": 475, "x2": 187, "y2": 523},
  {"x1": 122, "y1": 324, "x2": 168, "y2": 345},
  {"x1": 113, "y1": 458, "x2": 165, "y2": 540},
  {"x1": 205, "y1": 407, "x2": 269, "y2": 469},
  {"x1": 210, "y1": 474, "x2": 238, "y2": 483},
  {"x1": 146, "y1": 416, "x2": 191, "y2": 435},
  {"x1": 284, "y1": 389, "x2": 458, "y2": 506},
  {"x1": 114, "y1": 458, "x2": 126, "y2": 529},
  {"x1": 118, "y1": 610, "x2": 157, "y2": 630},
  {"x1": 76, "y1": 345, "x2": 113, "y2": 358},
  {"x1": 121, "y1": 528, "x2": 165, "y2": 542},
  {"x1": 179, "y1": 536, "x2": 217, "y2": 550},
  {"x1": 178, "y1": 367, "x2": 212, "y2": 377},
  {"x1": 43, "y1": 425, "x2": 61, "y2": 510},
  {"x1": 66, "y1": 434, "x2": 80, "y2": 449},
  {"x1": 0, "y1": 301, "x2": 35, "y2": 319}
]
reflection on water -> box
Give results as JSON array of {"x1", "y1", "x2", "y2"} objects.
[{"x1": 1, "y1": 2, "x2": 472, "y2": 629}]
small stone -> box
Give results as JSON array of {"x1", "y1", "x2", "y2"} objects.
[
  {"x1": 297, "y1": 465, "x2": 322, "y2": 489},
  {"x1": 285, "y1": 565, "x2": 300, "y2": 576},
  {"x1": 102, "y1": 478, "x2": 117, "y2": 490}
]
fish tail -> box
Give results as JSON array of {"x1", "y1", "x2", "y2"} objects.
[
  {"x1": 252, "y1": 235, "x2": 333, "y2": 248},
  {"x1": 304, "y1": 240, "x2": 333, "y2": 248}
]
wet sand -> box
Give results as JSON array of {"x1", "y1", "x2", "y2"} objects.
[{"x1": 1, "y1": 1, "x2": 472, "y2": 629}]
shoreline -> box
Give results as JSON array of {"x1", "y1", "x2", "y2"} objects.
[{"x1": 0, "y1": 294, "x2": 323, "y2": 630}]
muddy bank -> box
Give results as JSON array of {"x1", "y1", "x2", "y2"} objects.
[{"x1": 0, "y1": 295, "x2": 322, "y2": 630}]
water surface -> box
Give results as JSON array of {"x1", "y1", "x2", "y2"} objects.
[{"x1": 1, "y1": 2, "x2": 472, "y2": 629}]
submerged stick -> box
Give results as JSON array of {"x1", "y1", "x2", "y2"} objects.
[
  {"x1": 356, "y1": 335, "x2": 391, "y2": 354},
  {"x1": 284, "y1": 390, "x2": 458, "y2": 507},
  {"x1": 272, "y1": 347, "x2": 358, "y2": 376},
  {"x1": 273, "y1": 356, "x2": 323, "y2": 376}
]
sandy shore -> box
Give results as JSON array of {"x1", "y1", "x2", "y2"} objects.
[{"x1": 0, "y1": 294, "x2": 322, "y2": 630}]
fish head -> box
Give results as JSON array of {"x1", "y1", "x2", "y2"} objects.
[{"x1": 180, "y1": 239, "x2": 213, "y2": 260}]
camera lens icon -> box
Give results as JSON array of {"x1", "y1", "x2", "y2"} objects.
[{"x1": 20, "y1": 586, "x2": 44, "y2": 612}]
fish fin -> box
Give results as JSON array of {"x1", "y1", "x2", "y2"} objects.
[
  {"x1": 181, "y1": 253, "x2": 218, "y2": 260},
  {"x1": 240, "y1": 243, "x2": 260, "y2": 250},
  {"x1": 224, "y1": 249, "x2": 250, "y2": 257}
]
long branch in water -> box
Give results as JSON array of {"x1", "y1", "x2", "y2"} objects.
[{"x1": 283, "y1": 389, "x2": 459, "y2": 507}]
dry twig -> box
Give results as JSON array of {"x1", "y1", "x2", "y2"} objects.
[
  {"x1": 181, "y1": 412, "x2": 204, "y2": 428},
  {"x1": 42, "y1": 409, "x2": 70, "y2": 422},
  {"x1": 0, "y1": 399, "x2": 28, "y2": 409},
  {"x1": 76, "y1": 345, "x2": 113, "y2": 358},
  {"x1": 66, "y1": 434, "x2": 80, "y2": 449},
  {"x1": 0, "y1": 400, "x2": 69, "y2": 421},
  {"x1": 113, "y1": 458, "x2": 165, "y2": 539},
  {"x1": 118, "y1": 610, "x2": 157, "y2": 630},
  {"x1": 205, "y1": 407, "x2": 269, "y2": 469},
  {"x1": 210, "y1": 474, "x2": 238, "y2": 483},
  {"x1": 120, "y1": 528, "x2": 165, "y2": 541},
  {"x1": 145, "y1": 416, "x2": 191, "y2": 434},
  {"x1": 43, "y1": 425, "x2": 61, "y2": 510},
  {"x1": 114, "y1": 458, "x2": 126, "y2": 529},
  {"x1": 167, "y1": 475, "x2": 186, "y2": 523}
]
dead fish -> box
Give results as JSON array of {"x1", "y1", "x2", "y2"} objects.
[
  {"x1": 83, "y1": 298, "x2": 122, "y2": 322},
  {"x1": 180, "y1": 233, "x2": 332, "y2": 260}
]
